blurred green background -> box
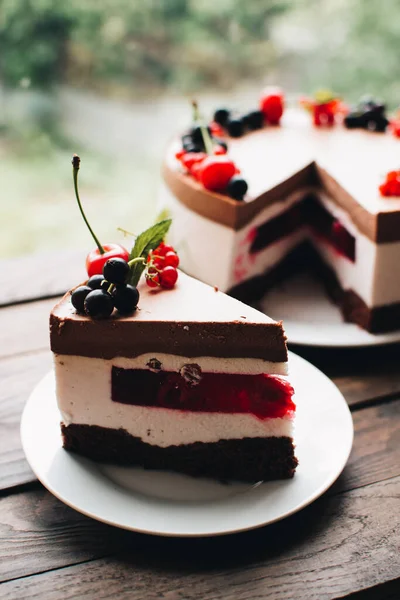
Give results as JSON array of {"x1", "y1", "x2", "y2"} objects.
[{"x1": 1, "y1": 0, "x2": 400, "y2": 258}]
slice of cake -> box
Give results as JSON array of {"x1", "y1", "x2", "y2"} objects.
[
  {"x1": 161, "y1": 92, "x2": 400, "y2": 333},
  {"x1": 51, "y1": 271, "x2": 297, "y2": 482}
]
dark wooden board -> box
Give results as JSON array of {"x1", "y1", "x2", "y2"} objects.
[
  {"x1": 0, "y1": 476, "x2": 399, "y2": 599},
  {"x1": 0, "y1": 299, "x2": 57, "y2": 360},
  {"x1": 1, "y1": 250, "x2": 85, "y2": 307},
  {"x1": 0, "y1": 351, "x2": 52, "y2": 490}
]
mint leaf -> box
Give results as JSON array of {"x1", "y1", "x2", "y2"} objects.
[{"x1": 128, "y1": 219, "x2": 172, "y2": 286}]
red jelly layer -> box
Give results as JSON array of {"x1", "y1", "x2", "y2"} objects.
[
  {"x1": 111, "y1": 368, "x2": 295, "y2": 420},
  {"x1": 250, "y1": 196, "x2": 355, "y2": 262}
]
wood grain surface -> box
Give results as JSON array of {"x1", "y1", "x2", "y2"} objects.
[{"x1": 1, "y1": 254, "x2": 400, "y2": 600}]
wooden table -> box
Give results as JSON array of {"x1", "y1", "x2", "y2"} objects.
[{"x1": 1, "y1": 252, "x2": 399, "y2": 600}]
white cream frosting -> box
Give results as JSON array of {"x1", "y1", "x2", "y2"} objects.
[{"x1": 55, "y1": 354, "x2": 294, "y2": 447}]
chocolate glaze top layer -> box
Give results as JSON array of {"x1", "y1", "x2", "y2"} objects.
[
  {"x1": 50, "y1": 272, "x2": 288, "y2": 362},
  {"x1": 163, "y1": 109, "x2": 400, "y2": 243}
]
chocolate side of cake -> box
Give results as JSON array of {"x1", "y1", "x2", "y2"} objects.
[{"x1": 61, "y1": 423, "x2": 298, "y2": 482}]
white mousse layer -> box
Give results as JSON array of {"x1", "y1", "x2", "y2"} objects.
[
  {"x1": 55, "y1": 354, "x2": 294, "y2": 448},
  {"x1": 161, "y1": 182, "x2": 400, "y2": 308}
]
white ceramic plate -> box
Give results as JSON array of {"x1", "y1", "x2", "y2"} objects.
[
  {"x1": 258, "y1": 272, "x2": 400, "y2": 347},
  {"x1": 21, "y1": 352, "x2": 353, "y2": 537}
]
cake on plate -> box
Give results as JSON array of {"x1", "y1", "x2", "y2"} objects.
[
  {"x1": 160, "y1": 91, "x2": 400, "y2": 333},
  {"x1": 50, "y1": 155, "x2": 298, "y2": 482}
]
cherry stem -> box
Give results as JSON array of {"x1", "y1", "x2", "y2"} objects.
[
  {"x1": 72, "y1": 154, "x2": 104, "y2": 255},
  {"x1": 192, "y1": 100, "x2": 213, "y2": 155}
]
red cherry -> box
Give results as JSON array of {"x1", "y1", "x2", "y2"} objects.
[
  {"x1": 197, "y1": 156, "x2": 236, "y2": 191},
  {"x1": 86, "y1": 244, "x2": 129, "y2": 277},
  {"x1": 260, "y1": 87, "x2": 284, "y2": 124},
  {"x1": 160, "y1": 266, "x2": 178, "y2": 289},
  {"x1": 190, "y1": 161, "x2": 204, "y2": 180},
  {"x1": 164, "y1": 251, "x2": 180, "y2": 268}
]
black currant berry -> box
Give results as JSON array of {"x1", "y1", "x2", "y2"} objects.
[
  {"x1": 87, "y1": 274, "x2": 104, "y2": 290},
  {"x1": 71, "y1": 285, "x2": 92, "y2": 313},
  {"x1": 190, "y1": 125, "x2": 211, "y2": 145},
  {"x1": 243, "y1": 110, "x2": 264, "y2": 130},
  {"x1": 84, "y1": 289, "x2": 114, "y2": 318},
  {"x1": 213, "y1": 108, "x2": 231, "y2": 126},
  {"x1": 226, "y1": 118, "x2": 244, "y2": 138},
  {"x1": 103, "y1": 257, "x2": 130, "y2": 285},
  {"x1": 227, "y1": 176, "x2": 248, "y2": 200},
  {"x1": 113, "y1": 284, "x2": 140, "y2": 315}
]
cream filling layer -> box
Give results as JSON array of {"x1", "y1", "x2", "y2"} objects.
[
  {"x1": 55, "y1": 353, "x2": 288, "y2": 378},
  {"x1": 55, "y1": 355, "x2": 294, "y2": 448}
]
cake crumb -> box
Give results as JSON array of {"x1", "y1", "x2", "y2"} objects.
[
  {"x1": 240, "y1": 316, "x2": 247, "y2": 319},
  {"x1": 214, "y1": 286, "x2": 219, "y2": 292},
  {"x1": 183, "y1": 325, "x2": 189, "y2": 331}
]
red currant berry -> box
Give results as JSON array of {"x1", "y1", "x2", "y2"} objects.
[
  {"x1": 175, "y1": 149, "x2": 186, "y2": 160},
  {"x1": 157, "y1": 244, "x2": 175, "y2": 257},
  {"x1": 197, "y1": 156, "x2": 236, "y2": 192},
  {"x1": 190, "y1": 161, "x2": 204, "y2": 180},
  {"x1": 146, "y1": 272, "x2": 160, "y2": 288},
  {"x1": 86, "y1": 244, "x2": 129, "y2": 277},
  {"x1": 160, "y1": 266, "x2": 178, "y2": 289},
  {"x1": 164, "y1": 251, "x2": 179, "y2": 268}
]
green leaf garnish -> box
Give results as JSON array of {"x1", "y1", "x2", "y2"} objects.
[{"x1": 128, "y1": 219, "x2": 172, "y2": 287}]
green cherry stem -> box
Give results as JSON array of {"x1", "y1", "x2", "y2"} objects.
[
  {"x1": 192, "y1": 100, "x2": 213, "y2": 155},
  {"x1": 72, "y1": 154, "x2": 105, "y2": 255}
]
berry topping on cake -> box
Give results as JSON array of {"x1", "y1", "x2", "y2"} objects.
[
  {"x1": 379, "y1": 170, "x2": 400, "y2": 197},
  {"x1": 84, "y1": 289, "x2": 114, "y2": 319},
  {"x1": 300, "y1": 89, "x2": 343, "y2": 127},
  {"x1": 243, "y1": 110, "x2": 265, "y2": 130},
  {"x1": 71, "y1": 285, "x2": 92, "y2": 313},
  {"x1": 213, "y1": 108, "x2": 231, "y2": 126},
  {"x1": 87, "y1": 274, "x2": 105, "y2": 290},
  {"x1": 227, "y1": 176, "x2": 248, "y2": 201},
  {"x1": 69, "y1": 155, "x2": 178, "y2": 318},
  {"x1": 103, "y1": 257, "x2": 130, "y2": 285},
  {"x1": 260, "y1": 87, "x2": 284, "y2": 125},
  {"x1": 226, "y1": 117, "x2": 245, "y2": 138},
  {"x1": 72, "y1": 155, "x2": 129, "y2": 277},
  {"x1": 344, "y1": 95, "x2": 389, "y2": 132}
]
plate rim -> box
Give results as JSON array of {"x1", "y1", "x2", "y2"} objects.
[{"x1": 20, "y1": 351, "x2": 354, "y2": 537}]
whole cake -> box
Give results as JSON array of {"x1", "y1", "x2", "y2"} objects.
[
  {"x1": 161, "y1": 91, "x2": 400, "y2": 333},
  {"x1": 50, "y1": 156, "x2": 298, "y2": 482}
]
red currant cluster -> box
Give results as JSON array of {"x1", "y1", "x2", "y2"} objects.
[
  {"x1": 145, "y1": 243, "x2": 179, "y2": 289},
  {"x1": 300, "y1": 91, "x2": 344, "y2": 127},
  {"x1": 379, "y1": 171, "x2": 400, "y2": 197}
]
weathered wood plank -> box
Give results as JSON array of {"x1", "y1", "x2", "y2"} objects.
[
  {"x1": 0, "y1": 351, "x2": 52, "y2": 490},
  {"x1": 0, "y1": 299, "x2": 56, "y2": 359},
  {"x1": 0, "y1": 476, "x2": 399, "y2": 599},
  {"x1": 332, "y1": 399, "x2": 400, "y2": 494},
  {"x1": 0, "y1": 250, "x2": 85, "y2": 307}
]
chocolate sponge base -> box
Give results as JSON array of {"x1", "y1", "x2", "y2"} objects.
[{"x1": 61, "y1": 423, "x2": 298, "y2": 483}]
